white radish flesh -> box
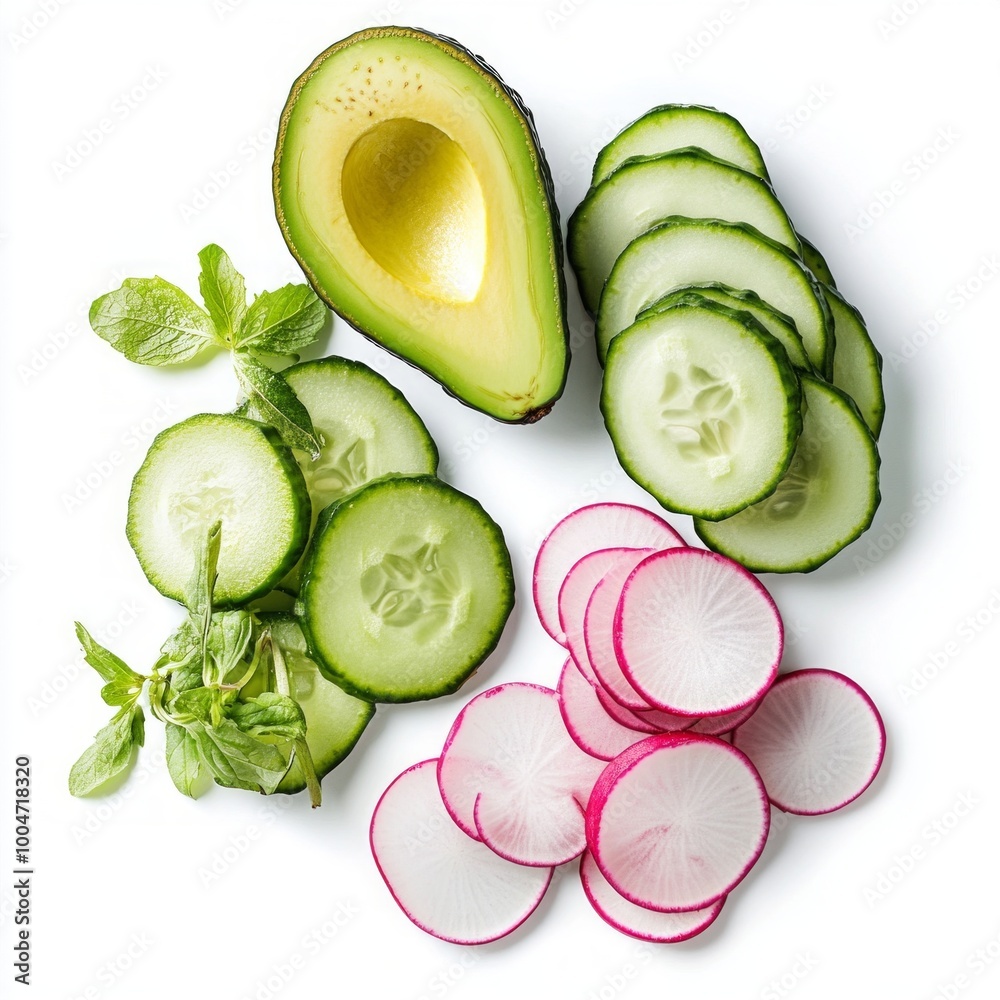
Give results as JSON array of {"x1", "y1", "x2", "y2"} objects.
[
  {"x1": 615, "y1": 548, "x2": 782, "y2": 715},
  {"x1": 438, "y1": 683, "x2": 605, "y2": 866},
  {"x1": 730, "y1": 668, "x2": 886, "y2": 815},
  {"x1": 370, "y1": 759, "x2": 552, "y2": 945},
  {"x1": 579, "y1": 850, "x2": 725, "y2": 942},
  {"x1": 587, "y1": 733, "x2": 770, "y2": 912},
  {"x1": 533, "y1": 502, "x2": 685, "y2": 644}
]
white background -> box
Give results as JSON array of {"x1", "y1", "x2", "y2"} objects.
[{"x1": 2, "y1": 0, "x2": 999, "y2": 997}]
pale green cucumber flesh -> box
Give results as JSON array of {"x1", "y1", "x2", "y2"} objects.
[
  {"x1": 569, "y1": 149, "x2": 799, "y2": 313},
  {"x1": 641, "y1": 284, "x2": 812, "y2": 372},
  {"x1": 245, "y1": 356, "x2": 438, "y2": 515},
  {"x1": 695, "y1": 375, "x2": 880, "y2": 573},
  {"x1": 597, "y1": 218, "x2": 833, "y2": 376},
  {"x1": 592, "y1": 104, "x2": 770, "y2": 185},
  {"x1": 126, "y1": 414, "x2": 310, "y2": 608},
  {"x1": 825, "y1": 286, "x2": 885, "y2": 439},
  {"x1": 299, "y1": 475, "x2": 514, "y2": 703},
  {"x1": 602, "y1": 300, "x2": 802, "y2": 520}
]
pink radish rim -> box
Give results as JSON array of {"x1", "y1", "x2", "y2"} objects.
[{"x1": 579, "y1": 851, "x2": 726, "y2": 943}]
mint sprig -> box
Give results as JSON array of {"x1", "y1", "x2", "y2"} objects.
[
  {"x1": 70, "y1": 525, "x2": 324, "y2": 805},
  {"x1": 89, "y1": 244, "x2": 325, "y2": 456}
]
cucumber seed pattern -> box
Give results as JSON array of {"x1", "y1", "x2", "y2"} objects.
[
  {"x1": 303, "y1": 437, "x2": 368, "y2": 505},
  {"x1": 362, "y1": 540, "x2": 460, "y2": 635},
  {"x1": 659, "y1": 365, "x2": 741, "y2": 479}
]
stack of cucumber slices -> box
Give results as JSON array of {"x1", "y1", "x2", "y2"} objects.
[{"x1": 568, "y1": 104, "x2": 884, "y2": 573}]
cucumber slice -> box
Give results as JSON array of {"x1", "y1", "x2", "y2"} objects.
[
  {"x1": 569, "y1": 149, "x2": 800, "y2": 313},
  {"x1": 695, "y1": 375, "x2": 880, "y2": 572},
  {"x1": 799, "y1": 235, "x2": 836, "y2": 287},
  {"x1": 258, "y1": 615, "x2": 374, "y2": 794},
  {"x1": 300, "y1": 475, "x2": 514, "y2": 703},
  {"x1": 597, "y1": 217, "x2": 833, "y2": 377},
  {"x1": 825, "y1": 286, "x2": 885, "y2": 439},
  {"x1": 640, "y1": 284, "x2": 812, "y2": 372},
  {"x1": 592, "y1": 104, "x2": 769, "y2": 185},
  {"x1": 126, "y1": 414, "x2": 310, "y2": 607},
  {"x1": 601, "y1": 300, "x2": 801, "y2": 520},
  {"x1": 243, "y1": 356, "x2": 439, "y2": 515}
]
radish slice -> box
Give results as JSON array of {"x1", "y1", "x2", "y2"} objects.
[
  {"x1": 730, "y1": 669, "x2": 886, "y2": 815},
  {"x1": 586, "y1": 733, "x2": 770, "y2": 912},
  {"x1": 438, "y1": 683, "x2": 605, "y2": 865},
  {"x1": 557, "y1": 658, "x2": 647, "y2": 761},
  {"x1": 585, "y1": 550, "x2": 667, "y2": 711},
  {"x1": 579, "y1": 850, "x2": 725, "y2": 942},
  {"x1": 533, "y1": 502, "x2": 685, "y2": 644},
  {"x1": 686, "y1": 699, "x2": 763, "y2": 737},
  {"x1": 370, "y1": 759, "x2": 553, "y2": 945},
  {"x1": 615, "y1": 548, "x2": 782, "y2": 716},
  {"x1": 559, "y1": 548, "x2": 648, "y2": 671}
]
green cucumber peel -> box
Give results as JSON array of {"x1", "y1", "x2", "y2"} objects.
[{"x1": 88, "y1": 244, "x2": 325, "y2": 456}]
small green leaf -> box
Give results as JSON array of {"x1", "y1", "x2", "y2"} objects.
[
  {"x1": 233, "y1": 353, "x2": 321, "y2": 457},
  {"x1": 185, "y1": 718, "x2": 290, "y2": 794},
  {"x1": 228, "y1": 692, "x2": 306, "y2": 741},
  {"x1": 198, "y1": 244, "x2": 247, "y2": 344},
  {"x1": 165, "y1": 722, "x2": 206, "y2": 798},
  {"x1": 205, "y1": 610, "x2": 253, "y2": 686},
  {"x1": 171, "y1": 686, "x2": 215, "y2": 723},
  {"x1": 89, "y1": 277, "x2": 220, "y2": 365},
  {"x1": 99, "y1": 678, "x2": 143, "y2": 708},
  {"x1": 75, "y1": 622, "x2": 146, "y2": 686},
  {"x1": 155, "y1": 617, "x2": 202, "y2": 693},
  {"x1": 235, "y1": 284, "x2": 326, "y2": 356},
  {"x1": 68, "y1": 705, "x2": 144, "y2": 796},
  {"x1": 186, "y1": 520, "x2": 222, "y2": 616}
]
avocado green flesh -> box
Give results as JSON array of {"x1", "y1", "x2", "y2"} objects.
[{"x1": 274, "y1": 27, "x2": 569, "y2": 422}]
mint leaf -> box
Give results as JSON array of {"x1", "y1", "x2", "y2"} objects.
[
  {"x1": 185, "y1": 718, "x2": 289, "y2": 794},
  {"x1": 235, "y1": 284, "x2": 326, "y2": 356},
  {"x1": 171, "y1": 686, "x2": 215, "y2": 723},
  {"x1": 205, "y1": 610, "x2": 253, "y2": 686},
  {"x1": 165, "y1": 722, "x2": 206, "y2": 798},
  {"x1": 233, "y1": 353, "x2": 321, "y2": 457},
  {"x1": 68, "y1": 705, "x2": 145, "y2": 796},
  {"x1": 198, "y1": 244, "x2": 247, "y2": 344},
  {"x1": 186, "y1": 520, "x2": 222, "y2": 616},
  {"x1": 100, "y1": 678, "x2": 144, "y2": 708},
  {"x1": 90, "y1": 277, "x2": 220, "y2": 365},
  {"x1": 75, "y1": 622, "x2": 145, "y2": 686},
  {"x1": 157, "y1": 617, "x2": 201, "y2": 666},
  {"x1": 228, "y1": 692, "x2": 306, "y2": 741}
]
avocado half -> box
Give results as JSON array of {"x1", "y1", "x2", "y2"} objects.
[{"x1": 273, "y1": 26, "x2": 570, "y2": 423}]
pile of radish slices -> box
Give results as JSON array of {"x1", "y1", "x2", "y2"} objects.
[{"x1": 370, "y1": 503, "x2": 886, "y2": 945}]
